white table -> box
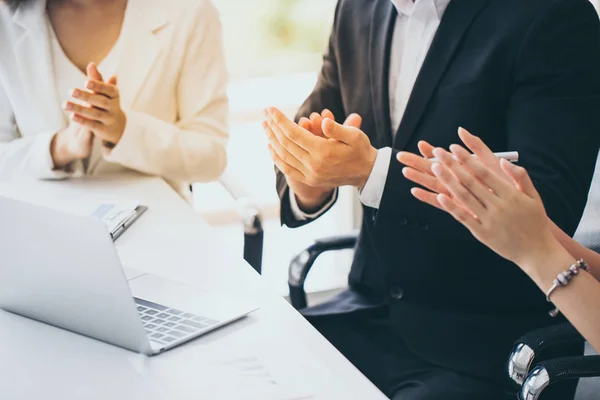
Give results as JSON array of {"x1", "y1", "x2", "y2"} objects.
[{"x1": 0, "y1": 173, "x2": 387, "y2": 400}]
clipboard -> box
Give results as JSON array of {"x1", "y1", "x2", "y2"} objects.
[{"x1": 90, "y1": 202, "x2": 148, "y2": 241}]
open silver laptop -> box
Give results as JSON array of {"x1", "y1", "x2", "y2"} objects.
[{"x1": 0, "y1": 195, "x2": 258, "y2": 355}]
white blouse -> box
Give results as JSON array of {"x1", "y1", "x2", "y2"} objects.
[
  {"x1": 0, "y1": 0, "x2": 230, "y2": 193},
  {"x1": 46, "y1": 16, "x2": 123, "y2": 173}
]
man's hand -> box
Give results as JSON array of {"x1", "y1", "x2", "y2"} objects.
[
  {"x1": 264, "y1": 107, "x2": 377, "y2": 191},
  {"x1": 273, "y1": 109, "x2": 336, "y2": 212},
  {"x1": 50, "y1": 122, "x2": 94, "y2": 169},
  {"x1": 64, "y1": 63, "x2": 127, "y2": 147},
  {"x1": 397, "y1": 127, "x2": 508, "y2": 210}
]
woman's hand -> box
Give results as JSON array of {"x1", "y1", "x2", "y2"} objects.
[
  {"x1": 50, "y1": 122, "x2": 94, "y2": 169},
  {"x1": 429, "y1": 145, "x2": 563, "y2": 272},
  {"x1": 397, "y1": 128, "x2": 509, "y2": 210},
  {"x1": 65, "y1": 63, "x2": 127, "y2": 146}
]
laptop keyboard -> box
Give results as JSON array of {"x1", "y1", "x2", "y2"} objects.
[{"x1": 134, "y1": 298, "x2": 220, "y2": 346}]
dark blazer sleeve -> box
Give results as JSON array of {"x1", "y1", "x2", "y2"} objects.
[
  {"x1": 382, "y1": 0, "x2": 600, "y2": 236},
  {"x1": 504, "y1": 0, "x2": 600, "y2": 234},
  {"x1": 276, "y1": 1, "x2": 347, "y2": 228}
]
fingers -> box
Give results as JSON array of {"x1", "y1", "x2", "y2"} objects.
[
  {"x1": 321, "y1": 109, "x2": 335, "y2": 121},
  {"x1": 437, "y1": 193, "x2": 481, "y2": 230},
  {"x1": 309, "y1": 112, "x2": 324, "y2": 136},
  {"x1": 71, "y1": 89, "x2": 112, "y2": 110},
  {"x1": 268, "y1": 144, "x2": 305, "y2": 182},
  {"x1": 418, "y1": 140, "x2": 435, "y2": 158},
  {"x1": 396, "y1": 151, "x2": 434, "y2": 174},
  {"x1": 267, "y1": 107, "x2": 320, "y2": 151},
  {"x1": 86, "y1": 63, "x2": 104, "y2": 82},
  {"x1": 322, "y1": 118, "x2": 360, "y2": 144},
  {"x1": 343, "y1": 113, "x2": 362, "y2": 129},
  {"x1": 402, "y1": 166, "x2": 448, "y2": 196},
  {"x1": 85, "y1": 80, "x2": 119, "y2": 99},
  {"x1": 72, "y1": 114, "x2": 104, "y2": 133},
  {"x1": 430, "y1": 161, "x2": 487, "y2": 215},
  {"x1": 65, "y1": 101, "x2": 112, "y2": 124},
  {"x1": 262, "y1": 121, "x2": 306, "y2": 172},
  {"x1": 108, "y1": 76, "x2": 118, "y2": 86},
  {"x1": 458, "y1": 127, "x2": 496, "y2": 166},
  {"x1": 432, "y1": 148, "x2": 493, "y2": 209},
  {"x1": 298, "y1": 117, "x2": 312, "y2": 131},
  {"x1": 449, "y1": 145, "x2": 514, "y2": 198},
  {"x1": 410, "y1": 187, "x2": 444, "y2": 211},
  {"x1": 500, "y1": 158, "x2": 541, "y2": 200}
]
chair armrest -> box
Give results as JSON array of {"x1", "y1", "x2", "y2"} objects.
[
  {"x1": 288, "y1": 231, "x2": 358, "y2": 309},
  {"x1": 519, "y1": 355, "x2": 600, "y2": 400},
  {"x1": 194, "y1": 170, "x2": 264, "y2": 274},
  {"x1": 218, "y1": 171, "x2": 263, "y2": 234},
  {"x1": 508, "y1": 322, "x2": 584, "y2": 386}
]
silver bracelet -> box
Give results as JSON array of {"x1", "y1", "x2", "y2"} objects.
[{"x1": 546, "y1": 259, "x2": 589, "y2": 318}]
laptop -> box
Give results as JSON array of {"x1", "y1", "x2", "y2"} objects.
[{"x1": 0, "y1": 195, "x2": 258, "y2": 355}]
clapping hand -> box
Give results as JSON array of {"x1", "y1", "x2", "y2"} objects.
[
  {"x1": 50, "y1": 121, "x2": 94, "y2": 169},
  {"x1": 263, "y1": 108, "x2": 367, "y2": 212},
  {"x1": 64, "y1": 63, "x2": 126, "y2": 147},
  {"x1": 397, "y1": 127, "x2": 509, "y2": 211},
  {"x1": 264, "y1": 107, "x2": 377, "y2": 189}
]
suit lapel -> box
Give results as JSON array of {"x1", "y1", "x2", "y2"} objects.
[
  {"x1": 368, "y1": 0, "x2": 396, "y2": 149},
  {"x1": 393, "y1": 0, "x2": 490, "y2": 151},
  {"x1": 12, "y1": 0, "x2": 66, "y2": 134},
  {"x1": 88, "y1": 0, "x2": 169, "y2": 172},
  {"x1": 113, "y1": 0, "x2": 169, "y2": 109}
]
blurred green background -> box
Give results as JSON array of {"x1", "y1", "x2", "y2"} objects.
[{"x1": 214, "y1": 0, "x2": 337, "y2": 79}]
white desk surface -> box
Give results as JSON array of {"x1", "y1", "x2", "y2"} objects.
[{"x1": 0, "y1": 173, "x2": 387, "y2": 400}]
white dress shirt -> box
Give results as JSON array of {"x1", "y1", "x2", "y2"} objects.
[
  {"x1": 290, "y1": 0, "x2": 451, "y2": 219},
  {"x1": 48, "y1": 17, "x2": 122, "y2": 174}
]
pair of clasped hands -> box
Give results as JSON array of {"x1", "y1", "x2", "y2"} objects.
[
  {"x1": 263, "y1": 107, "x2": 555, "y2": 274},
  {"x1": 50, "y1": 62, "x2": 127, "y2": 169}
]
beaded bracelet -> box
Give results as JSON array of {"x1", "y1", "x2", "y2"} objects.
[{"x1": 545, "y1": 259, "x2": 589, "y2": 318}]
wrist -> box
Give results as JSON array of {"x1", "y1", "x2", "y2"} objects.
[
  {"x1": 520, "y1": 240, "x2": 577, "y2": 292},
  {"x1": 50, "y1": 131, "x2": 73, "y2": 169},
  {"x1": 293, "y1": 186, "x2": 334, "y2": 214}
]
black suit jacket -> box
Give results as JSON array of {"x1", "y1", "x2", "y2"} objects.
[{"x1": 276, "y1": 0, "x2": 600, "y2": 382}]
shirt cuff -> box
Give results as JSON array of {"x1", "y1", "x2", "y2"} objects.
[
  {"x1": 359, "y1": 147, "x2": 392, "y2": 210},
  {"x1": 289, "y1": 187, "x2": 338, "y2": 221}
]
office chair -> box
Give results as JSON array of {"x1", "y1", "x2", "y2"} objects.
[
  {"x1": 507, "y1": 322, "x2": 600, "y2": 400},
  {"x1": 288, "y1": 231, "x2": 358, "y2": 309},
  {"x1": 192, "y1": 170, "x2": 264, "y2": 274},
  {"x1": 288, "y1": 232, "x2": 600, "y2": 400}
]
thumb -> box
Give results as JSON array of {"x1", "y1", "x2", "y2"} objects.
[
  {"x1": 501, "y1": 159, "x2": 540, "y2": 200},
  {"x1": 343, "y1": 113, "x2": 362, "y2": 129},
  {"x1": 322, "y1": 118, "x2": 357, "y2": 144},
  {"x1": 86, "y1": 62, "x2": 104, "y2": 82},
  {"x1": 108, "y1": 75, "x2": 118, "y2": 86}
]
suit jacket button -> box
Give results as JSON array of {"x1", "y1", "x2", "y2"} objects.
[
  {"x1": 399, "y1": 216, "x2": 408, "y2": 226},
  {"x1": 419, "y1": 223, "x2": 430, "y2": 231},
  {"x1": 390, "y1": 287, "x2": 404, "y2": 300}
]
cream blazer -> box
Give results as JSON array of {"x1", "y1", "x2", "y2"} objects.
[{"x1": 0, "y1": 0, "x2": 229, "y2": 194}]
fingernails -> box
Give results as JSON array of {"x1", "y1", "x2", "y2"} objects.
[
  {"x1": 65, "y1": 102, "x2": 73, "y2": 111},
  {"x1": 449, "y1": 144, "x2": 461, "y2": 152},
  {"x1": 85, "y1": 80, "x2": 94, "y2": 90},
  {"x1": 72, "y1": 89, "x2": 80, "y2": 97}
]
